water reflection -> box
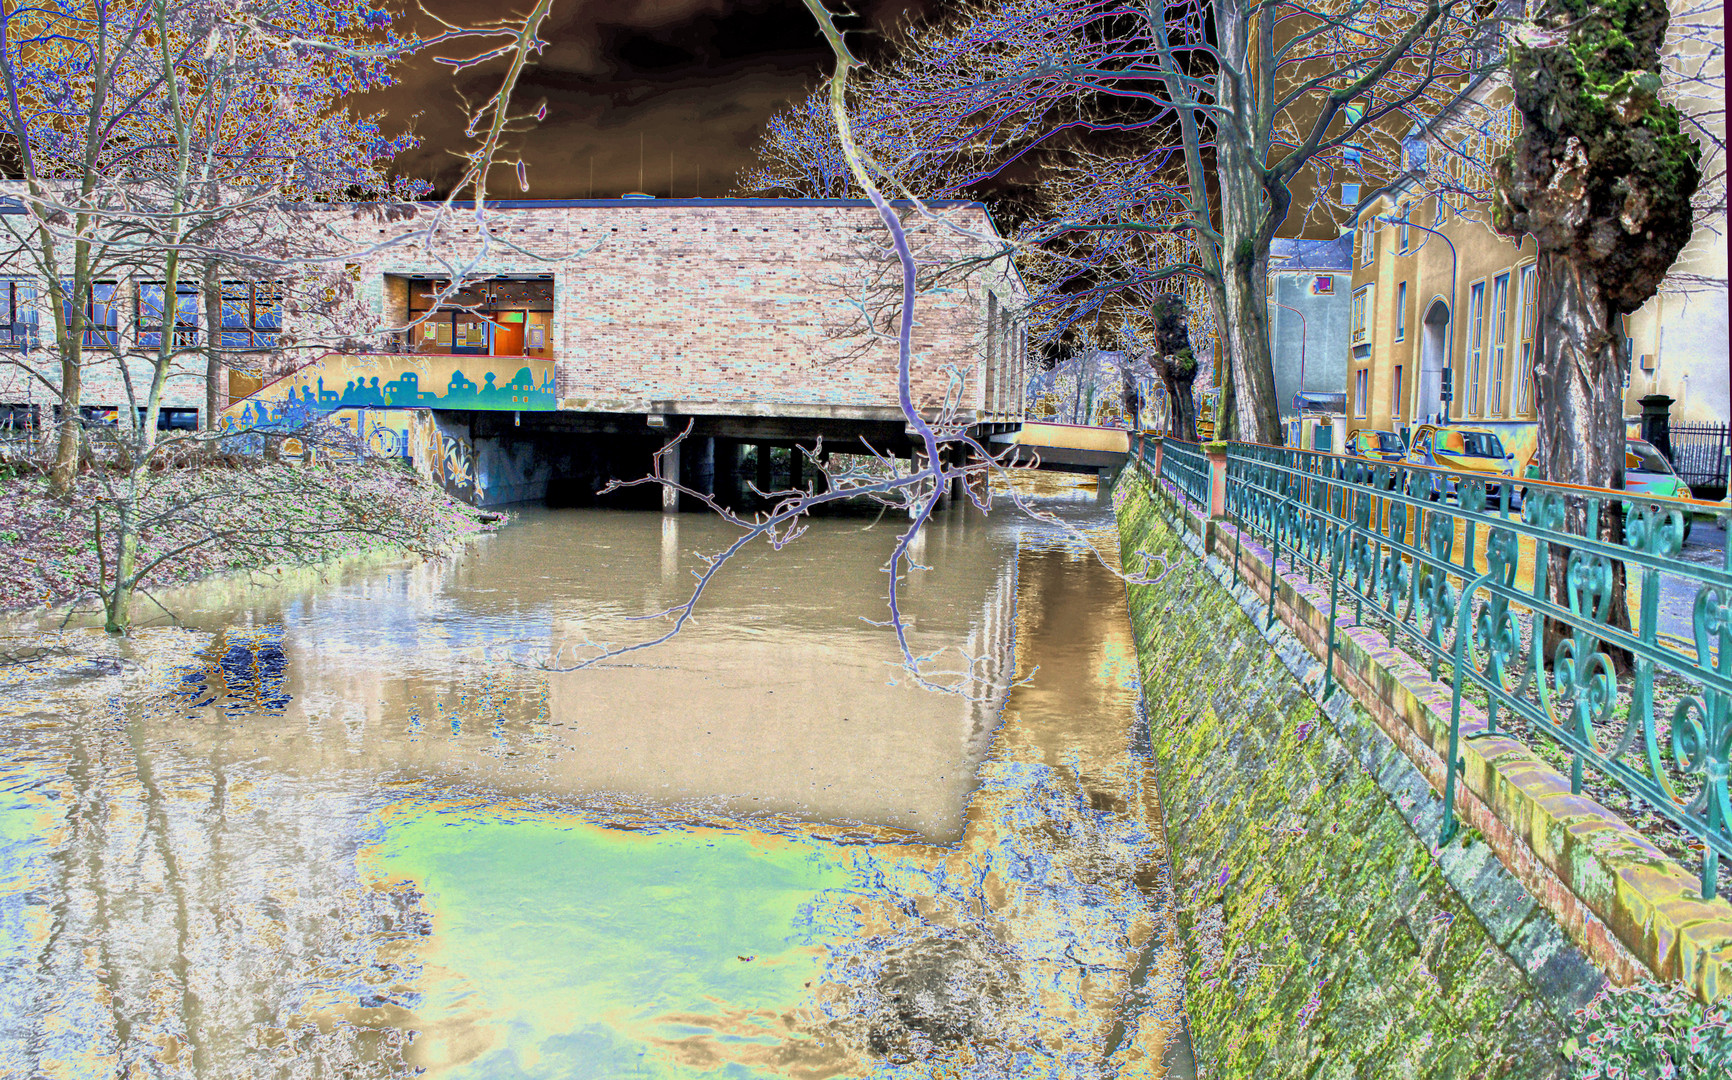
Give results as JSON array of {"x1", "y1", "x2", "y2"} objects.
[{"x1": 0, "y1": 473, "x2": 1179, "y2": 1077}]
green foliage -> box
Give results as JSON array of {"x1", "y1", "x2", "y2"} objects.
[
  {"x1": 1561, "y1": 982, "x2": 1732, "y2": 1078},
  {"x1": 1495, "y1": 0, "x2": 1702, "y2": 312}
]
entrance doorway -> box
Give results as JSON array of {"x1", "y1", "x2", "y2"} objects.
[
  {"x1": 490, "y1": 311, "x2": 526, "y2": 356},
  {"x1": 1418, "y1": 299, "x2": 1450, "y2": 425}
]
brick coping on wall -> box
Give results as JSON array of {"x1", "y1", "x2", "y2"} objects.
[{"x1": 1131, "y1": 457, "x2": 1732, "y2": 1004}]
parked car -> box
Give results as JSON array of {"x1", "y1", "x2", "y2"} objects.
[
  {"x1": 1406, "y1": 424, "x2": 1515, "y2": 501},
  {"x1": 1523, "y1": 436, "x2": 1694, "y2": 539},
  {"x1": 1346, "y1": 428, "x2": 1406, "y2": 462}
]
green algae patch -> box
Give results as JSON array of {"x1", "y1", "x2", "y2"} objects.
[
  {"x1": 1113, "y1": 471, "x2": 1574, "y2": 1078},
  {"x1": 359, "y1": 801, "x2": 856, "y2": 1079}
]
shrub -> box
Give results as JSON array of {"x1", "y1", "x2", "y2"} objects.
[{"x1": 1562, "y1": 981, "x2": 1731, "y2": 1079}]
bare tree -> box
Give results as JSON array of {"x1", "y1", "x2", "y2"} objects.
[
  {"x1": 0, "y1": 0, "x2": 556, "y2": 632},
  {"x1": 743, "y1": 0, "x2": 1491, "y2": 443}
]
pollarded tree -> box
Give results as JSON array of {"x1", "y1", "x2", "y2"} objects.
[
  {"x1": 1492, "y1": 0, "x2": 1702, "y2": 494},
  {"x1": 1150, "y1": 292, "x2": 1201, "y2": 439}
]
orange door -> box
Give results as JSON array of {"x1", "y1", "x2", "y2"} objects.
[{"x1": 490, "y1": 313, "x2": 525, "y2": 356}]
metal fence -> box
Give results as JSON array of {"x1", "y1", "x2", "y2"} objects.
[
  {"x1": 1145, "y1": 436, "x2": 1731, "y2": 900},
  {"x1": 1157, "y1": 436, "x2": 1211, "y2": 509},
  {"x1": 1670, "y1": 422, "x2": 1730, "y2": 490}
]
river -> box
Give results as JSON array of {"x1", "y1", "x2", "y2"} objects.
[{"x1": 0, "y1": 473, "x2": 1183, "y2": 1078}]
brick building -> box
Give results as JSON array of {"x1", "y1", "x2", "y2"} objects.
[{"x1": 0, "y1": 197, "x2": 1030, "y2": 441}]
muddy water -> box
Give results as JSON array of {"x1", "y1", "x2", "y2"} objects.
[{"x1": 0, "y1": 475, "x2": 1182, "y2": 1078}]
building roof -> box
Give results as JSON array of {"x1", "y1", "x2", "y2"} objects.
[
  {"x1": 1269, "y1": 236, "x2": 1353, "y2": 272},
  {"x1": 414, "y1": 197, "x2": 992, "y2": 211}
]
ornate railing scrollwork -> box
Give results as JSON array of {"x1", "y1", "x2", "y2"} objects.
[{"x1": 1210, "y1": 439, "x2": 1732, "y2": 899}]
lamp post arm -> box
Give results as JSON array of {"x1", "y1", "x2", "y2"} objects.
[
  {"x1": 1379, "y1": 214, "x2": 1458, "y2": 427},
  {"x1": 1270, "y1": 296, "x2": 1309, "y2": 410}
]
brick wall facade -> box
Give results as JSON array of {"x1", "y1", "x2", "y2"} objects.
[{"x1": 0, "y1": 197, "x2": 1031, "y2": 429}]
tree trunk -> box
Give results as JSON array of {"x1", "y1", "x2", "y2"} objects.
[
  {"x1": 1532, "y1": 251, "x2": 1634, "y2": 667},
  {"x1": 1206, "y1": 0, "x2": 1282, "y2": 448},
  {"x1": 204, "y1": 261, "x2": 223, "y2": 431},
  {"x1": 103, "y1": 499, "x2": 139, "y2": 634},
  {"x1": 1218, "y1": 230, "x2": 1281, "y2": 446},
  {"x1": 49, "y1": 365, "x2": 82, "y2": 496}
]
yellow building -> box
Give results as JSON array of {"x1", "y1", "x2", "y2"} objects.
[{"x1": 1345, "y1": 59, "x2": 1727, "y2": 473}]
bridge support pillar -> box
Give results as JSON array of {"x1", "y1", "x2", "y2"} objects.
[
  {"x1": 713, "y1": 439, "x2": 745, "y2": 506},
  {"x1": 754, "y1": 442, "x2": 772, "y2": 498},
  {"x1": 660, "y1": 441, "x2": 680, "y2": 513},
  {"x1": 687, "y1": 436, "x2": 715, "y2": 508}
]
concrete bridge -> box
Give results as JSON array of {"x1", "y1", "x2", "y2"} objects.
[
  {"x1": 221, "y1": 347, "x2": 1027, "y2": 508},
  {"x1": 221, "y1": 353, "x2": 1152, "y2": 510}
]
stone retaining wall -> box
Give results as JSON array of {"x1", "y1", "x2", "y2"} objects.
[{"x1": 1115, "y1": 464, "x2": 1603, "y2": 1077}]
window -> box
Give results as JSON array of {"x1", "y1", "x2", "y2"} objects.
[
  {"x1": 1489, "y1": 271, "x2": 1510, "y2": 415},
  {"x1": 1628, "y1": 440, "x2": 1673, "y2": 474},
  {"x1": 1466, "y1": 281, "x2": 1485, "y2": 416},
  {"x1": 406, "y1": 277, "x2": 554, "y2": 355},
  {"x1": 1395, "y1": 282, "x2": 1407, "y2": 341},
  {"x1": 1351, "y1": 284, "x2": 1374, "y2": 344},
  {"x1": 1359, "y1": 216, "x2": 1376, "y2": 266},
  {"x1": 1354, "y1": 368, "x2": 1369, "y2": 417},
  {"x1": 221, "y1": 281, "x2": 282, "y2": 350},
  {"x1": 1437, "y1": 429, "x2": 1505, "y2": 457},
  {"x1": 137, "y1": 282, "x2": 200, "y2": 348},
  {"x1": 1391, "y1": 364, "x2": 1404, "y2": 418},
  {"x1": 1515, "y1": 263, "x2": 1537, "y2": 414},
  {"x1": 0, "y1": 279, "x2": 39, "y2": 349},
  {"x1": 61, "y1": 282, "x2": 118, "y2": 346},
  {"x1": 1398, "y1": 203, "x2": 1411, "y2": 253}
]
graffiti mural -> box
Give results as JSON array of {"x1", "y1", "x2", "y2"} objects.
[
  {"x1": 216, "y1": 353, "x2": 535, "y2": 504},
  {"x1": 219, "y1": 352, "x2": 555, "y2": 435}
]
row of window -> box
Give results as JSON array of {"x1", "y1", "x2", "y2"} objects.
[
  {"x1": 0, "y1": 403, "x2": 199, "y2": 431},
  {"x1": 1358, "y1": 198, "x2": 1447, "y2": 267},
  {"x1": 0, "y1": 279, "x2": 281, "y2": 351},
  {"x1": 1352, "y1": 263, "x2": 1540, "y2": 421}
]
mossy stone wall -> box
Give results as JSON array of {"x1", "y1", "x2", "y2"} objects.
[{"x1": 1115, "y1": 469, "x2": 1597, "y2": 1078}]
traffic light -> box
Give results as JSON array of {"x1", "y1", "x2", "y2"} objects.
[{"x1": 1440, "y1": 366, "x2": 1454, "y2": 403}]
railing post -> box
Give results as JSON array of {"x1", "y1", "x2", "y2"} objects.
[
  {"x1": 1149, "y1": 433, "x2": 1164, "y2": 477},
  {"x1": 1205, "y1": 440, "x2": 1229, "y2": 520}
]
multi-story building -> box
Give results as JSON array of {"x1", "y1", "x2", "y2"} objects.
[
  {"x1": 0, "y1": 197, "x2": 1030, "y2": 502},
  {"x1": 1343, "y1": 71, "x2": 1726, "y2": 472},
  {"x1": 1268, "y1": 236, "x2": 1353, "y2": 439}
]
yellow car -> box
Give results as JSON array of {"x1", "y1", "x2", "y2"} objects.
[
  {"x1": 1406, "y1": 424, "x2": 1516, "y2": 500},
  {"x1": 1346, "y1": 428, "x2": 1406, "y2": 462}
]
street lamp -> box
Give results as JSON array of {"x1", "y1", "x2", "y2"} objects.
[{"x1": 1378, "y1": 211, "x2": 1458, "y2": 428}]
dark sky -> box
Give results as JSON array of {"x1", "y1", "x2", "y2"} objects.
[{"x1": 359, "y1": 0, "x2": 927, "y2": 199}]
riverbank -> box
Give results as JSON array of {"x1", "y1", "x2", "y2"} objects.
[{"x1": 0, "y1": 460, "x2": 494, "y2": 616}]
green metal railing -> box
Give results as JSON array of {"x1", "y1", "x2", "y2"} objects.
[
  {"x1": 1143, "y1": 436, "x2": 1731, "y2": 900},
  {"x1": 1156, "y1": 436, "x2": 1211, "y2": 509}
]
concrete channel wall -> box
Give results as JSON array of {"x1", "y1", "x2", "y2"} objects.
[{"x1": 1113, "y1": 463, "x2": 1604, "y2": 1077}]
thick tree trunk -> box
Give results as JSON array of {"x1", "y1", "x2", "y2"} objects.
[
  {"x1": 1206, "y1": 0, "x2": 1282, "y2": 447},
  {"x1": 1532, "y1": 251, "x2": 1634, "y2": 666},
  {"x1": 1533, "y1": 253, "x2": 1626, "y2": 492},
  {"x1": 1159, "y1": 360, "x2": 1199, "y2": 441}
]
